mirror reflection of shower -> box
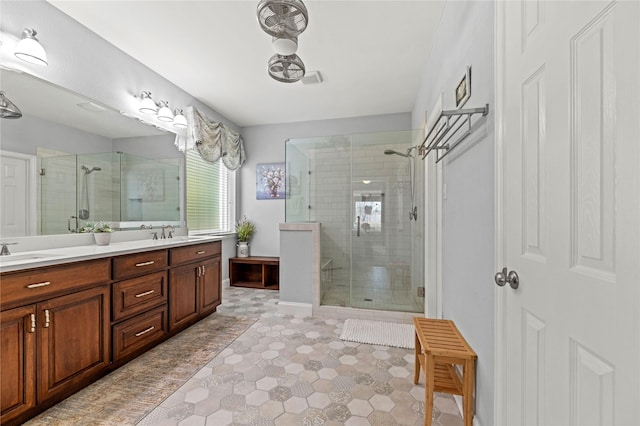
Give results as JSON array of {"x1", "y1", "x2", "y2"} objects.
[
  {"x1": 79, "y1": 165, "x2": 102, "y2": 219},
  {"x1": 384, "y1": 146, "x2": 418, "y2": 221}
]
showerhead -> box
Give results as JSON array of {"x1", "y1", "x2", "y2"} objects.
[
  {"x1": 82, "y1": 165, "x2": 102, "y2": 174},
  {"x1": 384, "y1": 149, "x2": 408, "y2": 157},
  {"x1": 384, "y1": 147, "x2": 416, "y2": 158}
]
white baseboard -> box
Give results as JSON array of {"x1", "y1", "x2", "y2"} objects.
[
  {"x1": 278, "y1": 301, "x2": 312, "y2": 317},
  {"x1": 222, "y1": 278, "x2": 230, "y2": 288},
  {"x1": 453, "y1": 395, "x2": 481, "y2": 426}
]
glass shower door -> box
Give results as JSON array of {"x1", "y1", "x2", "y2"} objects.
[
  {"x1": 349, "y1": 131, "x2": 422, "y2": 312},
  {"x1": 40, "y1": 154, "x2": 76, "y2": 235}
]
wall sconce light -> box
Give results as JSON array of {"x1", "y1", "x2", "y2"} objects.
[
  {"x1": 0, "y1": 91, "x2": 23, "y2": 119},
  {"x1": 173, "y1": 109, "x2": 187, "y2": 128},
  {"x1": 156, "y1": 100, "x2": 174, "y2": 122},
  {"x1": 14, "y1": 28, "x2": 48, "y2": 66},
  {"x1": 138, "y1": 91, "x2": 158, "y2": 114},
  {"x1": 136, "y1": 91, "x2": 188, "y2": 127}
]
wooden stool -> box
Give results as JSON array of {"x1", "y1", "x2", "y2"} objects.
[{"x1": 413, "y1": 317, "x2": 477, "y2": 426}]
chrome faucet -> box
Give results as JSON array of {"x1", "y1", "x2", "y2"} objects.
[
  {"x1": 160, "y1": 225, "x2": 174, "y2": 239},
  {"x1": 0, "y1": 242, "x2": 17, "y2": 256}
]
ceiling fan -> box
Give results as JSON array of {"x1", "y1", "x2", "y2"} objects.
[{"x1": 257, "y1": 0, "x2": 309, "y2": 83}]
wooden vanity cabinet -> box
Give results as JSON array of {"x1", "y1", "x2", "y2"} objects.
[
  {"x1": 0, "y1": 306, "x2": 36, "y2": 423},
  {"x1": 37, "y1": 285, "x2": 110, "y2": 403},
  {"x1": 0, "y1": 239, "x2": 222, "y2": 424},
  {"x1": 169, "y1": 242, "x2": 221, "y2": 332},
  {"x1": 111, "y1": 251, "x2": 169, "y2": 364},
  {"x1": 0, "y1": 260, "x2": 110, "y2": 426}
]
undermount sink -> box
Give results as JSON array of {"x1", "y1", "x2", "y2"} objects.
[
  {"x1": 165, "y1": 236, "x2": 208, "y2": 242},
  {"x1": 0, "y1": 253, "x2": 61, "y2": 262}
]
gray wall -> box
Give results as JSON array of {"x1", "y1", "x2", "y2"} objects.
[
  {"x1": 411, "y1": 2, "x2": 495, "y2": 425},
  {"x1": 239, "y1": 112, "x2": 411, "y2": 256}
]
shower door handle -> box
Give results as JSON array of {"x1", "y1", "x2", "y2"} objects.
[{"x1": 356, "y1": 216, "x2": 360, "y2": 237}]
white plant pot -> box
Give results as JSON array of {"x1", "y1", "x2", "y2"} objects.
[
  {"x1": 94, "y1": 232, "x2": 112, "y2": 246},
  {"x1": 237, "y1": 242, "x2": 249, "y2": 258}
]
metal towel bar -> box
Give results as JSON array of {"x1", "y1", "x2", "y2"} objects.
[{"x1": 420, "y1": 104, "x2": 489, "y2": 163}]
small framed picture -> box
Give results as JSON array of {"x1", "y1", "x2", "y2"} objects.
[
  {"x1": 256, "y1": 162, "x2": 286, "y2": 199},
  {"x1": 455, "y1": 66, "x2": 471, "y2": 108}
]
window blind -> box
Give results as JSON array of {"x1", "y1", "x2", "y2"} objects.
[{"x1": 186, "y1": 149, "x2": 231, "y2": 232}]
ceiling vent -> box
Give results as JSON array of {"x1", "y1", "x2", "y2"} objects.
[{"x1": 301, "y1": 71, "x2": 323, "y2": 85}]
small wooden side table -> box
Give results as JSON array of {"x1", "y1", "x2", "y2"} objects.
[{"x1": 413, "y1": 317, "x2": 477, "y2": 426}]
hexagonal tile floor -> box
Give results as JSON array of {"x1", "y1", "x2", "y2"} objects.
[
  {"x1": 23, "y1": 286, "x2": 464, "y2": 425},
  {"x1": 138, "y1": 287, "x2": 464, "y2": 426}
]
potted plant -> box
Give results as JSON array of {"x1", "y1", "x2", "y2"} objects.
[
  {"x1": 80, "y1": 221, "x2": 114, "y2": 246},
  {"x1": 235, "y1": 216, "x2": 255, "y2": 258}
]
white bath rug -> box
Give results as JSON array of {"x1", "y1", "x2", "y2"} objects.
[{"x1": 340, "y1": 319, "x2": 414, "y2": 349}]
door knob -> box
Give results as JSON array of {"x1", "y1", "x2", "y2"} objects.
[{"x1": 495, "y1": 267, "x2": 520, "y2": 289}]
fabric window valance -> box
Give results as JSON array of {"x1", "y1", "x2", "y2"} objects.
[{"x1": 174, "y1": 106, "x2": 246, "y2": 170}]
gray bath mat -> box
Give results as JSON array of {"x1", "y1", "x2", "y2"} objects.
[{"x1": 340, "y1": 319, "x2": 414, "y2": 349}]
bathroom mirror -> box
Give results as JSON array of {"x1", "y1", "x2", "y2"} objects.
[{"x1": 0, "y1": 68, "x2": 183, "y2": 237}]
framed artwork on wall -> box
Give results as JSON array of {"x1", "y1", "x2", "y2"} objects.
[
  {"x1": 256, "y1": 162, "x2": 286, "y2": 199},
  {"x1": 455, "y1": 65, "x2": 471, "y2": 108}
]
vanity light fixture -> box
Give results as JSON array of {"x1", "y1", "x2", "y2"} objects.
[
  {"x1": 138, "y1": 91, "x2": 158, "y2": 114},
  {"x1": 156, "y1": 100, "x2": 174, "y2": 122},
  {"x1": 14, "y1": 28, "x2": 48, "y2": 66},
  {"x1": 0, "y1": 91, "x2": 23, "y2": 119},
  {"x1": 173, "y1": 109, "x2": 187, "y2": 128}
]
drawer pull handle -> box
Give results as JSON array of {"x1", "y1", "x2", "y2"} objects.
[
  {"x1": 135, "y1": 261, "x2": 155, "y2": 267},
  {"x1": 196, "y1": 251, "x2": 206, "y2": 255},
  {"x1": 43, "y1": 310, "x2": 50, "y2": 328},
  {"x1": 135, "y1": 326, "x2": 155, "y2": 337},
  {"x1": 135, "y1": 289, "x2": 155, "y2": 298},
  {"x1": 28, "y1": 313, "x2": 36, "y2": 333},
  {"x1": 26, "y1": 281, "x2": 51, "y2": 289}
]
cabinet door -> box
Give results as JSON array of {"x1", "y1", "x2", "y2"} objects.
[
  {"x1": 169, "y1": 263, "x2": 199, "y2": 331},
  {"x1": 37, "y1": 285, "x2": 109, "y2": 403},
  {"x1": 1, "y1": 306, "x2": 36, "y2": 424},
  {"x1": 199, "y1": 257, "x2": 221, "y2": 316}
]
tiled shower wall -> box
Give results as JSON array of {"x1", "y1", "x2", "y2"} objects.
[{"x1": 302, "y1": 133, "x2": 424, "y2": 310}]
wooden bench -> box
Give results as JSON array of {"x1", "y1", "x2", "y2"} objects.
[
  {"x1": 413, "y1": 317, "x2": 477, "y2": 426},
  {"x1": 229, "y1": 256, "x2": 279, "y2": 290}
]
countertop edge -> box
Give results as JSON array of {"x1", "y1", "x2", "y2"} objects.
[{"x1": 0, "y1": 235, "x2": 231, "y2": 274}]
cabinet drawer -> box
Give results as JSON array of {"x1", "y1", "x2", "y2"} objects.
[
  {"x1": 0, "y1": 259, "x2": 110, "y2": 307},
  {"x1": 112, "y1": 305, "x2": 168, "y2": 362},
  {"x1": 112, "y1": 250, "x2": 167, "y2": 280},
  {"x1": 112, "y1": 272, "x2": 167, "y2": 322},
  {"x1": 170, "y1": 242, "x2": 220, "y2": 266}
]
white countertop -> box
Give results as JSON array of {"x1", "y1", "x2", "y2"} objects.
[{"x1": 0, "y1": 235, "x2": 227, "y2": 273}]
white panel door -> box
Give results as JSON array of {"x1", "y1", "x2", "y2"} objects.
[
  {"x1": 497, "y1": 1, "x2": 639, "y2": 424},
  {"x1": 0, "y1": 154, "x2": 30, "y2": 237}
]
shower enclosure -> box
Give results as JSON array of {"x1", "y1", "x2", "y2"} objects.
[
  {"x1": 286, "y1": 130, "x2": 424, "y2": 313},
  {"x1": 39, "y1": 152, "x2": 180, "y2": 234}
]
